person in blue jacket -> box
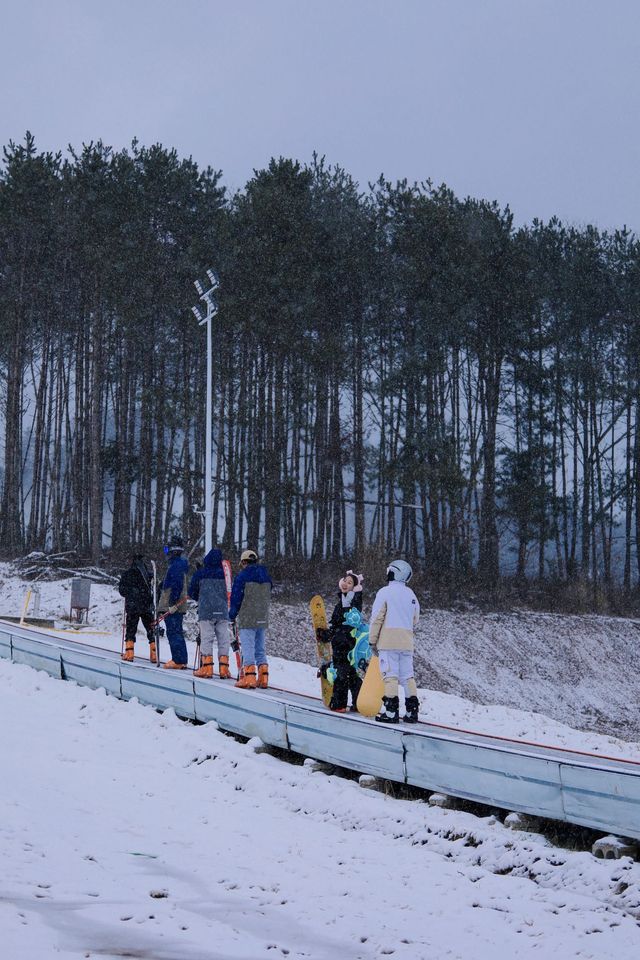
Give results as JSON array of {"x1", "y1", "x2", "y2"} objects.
[
  {"x1": 188, "y1": 548, "x2": 231, "y2": 679},
  {"x1": 229, "y1": 549, "x2": 272, "y2": 689},
  {"x1": 158, "y1": 537, "x2": 189, "y2": 669}
]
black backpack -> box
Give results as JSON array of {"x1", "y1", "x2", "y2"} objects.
[{"x1": 118, "y1": 564, "x2": 152, "y2": 609}]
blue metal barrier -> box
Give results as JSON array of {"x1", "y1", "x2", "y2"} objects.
[{"x1": 1, "y1": 619, "x2": 640, "y2": 841}]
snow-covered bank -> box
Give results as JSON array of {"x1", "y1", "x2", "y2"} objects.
[{"x1": 1, "y1": 657, "x2": 640, "y2": 959}]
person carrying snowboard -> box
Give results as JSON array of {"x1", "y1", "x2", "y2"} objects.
[
  {"x1": 369, "y1": 559, "x2": 420, "y2": 723},
  {"x1": 325, "y1": 570, "x2": 364, "y2": 712},
  {"x1": 228, "y1": 549, "x2": 272, "y2": 689},
  {"x1": 188, "y1": 548, "x2": 231, "y2": 679},
  {"x1": 118, "y1": 550, "x2": 156, "y2": 663},
  {"x1": 158, "y1": 537, "x2": 189, "y2": 669}
]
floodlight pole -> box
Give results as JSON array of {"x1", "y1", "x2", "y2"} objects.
[{"x1": 191, "y1": 270, "x2": 220, "y2": 556}]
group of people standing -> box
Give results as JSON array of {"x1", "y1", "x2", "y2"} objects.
[
  {"x1": 119, "y1": 542, "x2": 421, "y2": 724},
  {"x1": 321, "y1": 560, "x2": 421, "y2": 723},
  {"x1": 118, "y1": 540, "x2": 272, "y2": 689}
]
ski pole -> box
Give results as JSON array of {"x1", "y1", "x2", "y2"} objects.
[
  {"x1": 193, "y1": 627, "x2": 202, "y2": 672},
  {"x1": 121, "y1": 600, "x2": 126, "y2": 656},
  {"x1": 150, "y1": 560, "x2": 161, "y2": 668},
  {"x1": 151, "y1": 607, "x2": 178, "y2": 628}
]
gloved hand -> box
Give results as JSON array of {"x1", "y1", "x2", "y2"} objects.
[{"x1": 167, "y1": 604, "x2": 178, "y2": 615}]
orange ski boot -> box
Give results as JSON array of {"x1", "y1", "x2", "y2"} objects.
[
  {"x1": 121, "y1": 640, "x2": 134, "y2": 662},
  {"x1": 235, "y1": 664, "x2": 257, "y2": 689},
  {"x1": 163, "y1": 660, "x2": 187, "y2": 670},
  {"x1": 149, "y1": 640, "x2": 157, "y2": 664},
  {"x1": 194, "y1": 654, "x2": 214, "y2": 679},
  {"x1": 257, "y1": 664, "x2": 269, "y2": 689},
  {"x1": 218, "y1": 655, "x2": 231, "y2": 679}
]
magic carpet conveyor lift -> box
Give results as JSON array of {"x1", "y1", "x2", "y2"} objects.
[{"x1": 1, "y1": 618, "x2": 640, "y2": 843}]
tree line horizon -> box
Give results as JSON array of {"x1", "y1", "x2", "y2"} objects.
[{"x1": 1, "y1": 132, "x2": 639, "y2": 603}]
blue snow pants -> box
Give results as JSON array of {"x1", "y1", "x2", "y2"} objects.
[{"x1": 165, "y1": 612, "x2": 188, "y2": 665}]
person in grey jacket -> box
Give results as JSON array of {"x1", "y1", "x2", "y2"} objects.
[{"x1": 188, "y1": 548, "x2": 231, "y2": 679}]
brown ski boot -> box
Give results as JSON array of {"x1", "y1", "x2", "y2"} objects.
[
  {"x1": 218, "y1": 655, "x2": 231, "y2": 679},
  {"x1": 163, "y1": 660, "x2": 187, "y2": 670},
  {"x1": 194, "y1": 654, "x2": 213, "y2": 679},
  {"x1": 121, "y1": 640, "x2": 134, "y2": 662},
  {"x1": 257, "y1": 664, "x2": 269, "y2": 689},
  {"x1": 149, "y1": 640, "x2": 157, "y2": 664},
  {"x1": 235, "y1": 664, "x2": 257, "y2": 689}
]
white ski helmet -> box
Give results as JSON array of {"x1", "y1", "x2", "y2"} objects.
[{"x1": 386, "y1": 559, "x2": 413, "y2": 583}]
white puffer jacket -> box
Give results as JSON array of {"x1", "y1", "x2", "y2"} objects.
[{"x1": 369, "y1": 580, "x2": 420, "y2": 651}]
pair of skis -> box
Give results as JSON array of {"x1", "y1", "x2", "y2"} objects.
[
  {"x1": 150, "y1": 560, "x2": 161, "y2": 667},
  {"x1": 223, "y1": 559, "x2": 243, "y2": 677}
]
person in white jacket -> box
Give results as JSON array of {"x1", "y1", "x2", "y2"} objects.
[{"x1": 369, "y1": 559, "x2": 420, "y2": 723}]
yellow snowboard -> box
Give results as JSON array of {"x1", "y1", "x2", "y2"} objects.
[
  {"x1": 357, "y1": 655, "x2": 384, "y2": 717},
  {"x1": 309, "y1": 595, "x2": 333, "y2": 707}
]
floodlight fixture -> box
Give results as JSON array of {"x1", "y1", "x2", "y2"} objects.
[
  {"x1": 203, "y1": 292, "x2": 218, "y2": 314},
  {"x1": 191, "y1": 305, "x2": 204, "y2": 323},
  {"x1": 206, "y1": 268, "x2": 220, "y2": 290},
  {"x1": 194, "y1": 278, "x2": 204, "y2": 296}
]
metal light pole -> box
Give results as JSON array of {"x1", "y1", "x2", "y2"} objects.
[{"x1": 191, "y1": 268, "x2": 220, "y2": 555}]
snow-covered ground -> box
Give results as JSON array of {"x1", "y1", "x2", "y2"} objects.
[
  {"x1": 3, "y1": 564, "x2": 640, "y2": 956},
  {"x1": 2, "y1": 657, "x2": 640, "y2": 959}
]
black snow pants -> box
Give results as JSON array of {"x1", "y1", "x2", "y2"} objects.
[
  {"x1": 125, "y1": 608, "x2": 155, "y2": 643},
  {"x1": 329, "y1": 638, "x2": 362, "y2": 710}
]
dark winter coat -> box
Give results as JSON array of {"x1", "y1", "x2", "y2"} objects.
[
  {"x1": 158, "y1": 555, "x2": 189, "y2": 613},
  {"x1": 328, "y1": 590, "x2": 363, "y2": 651},
  {"x1": 229, "y1": 562, "x2": 272, "y2": 629},
  {"x1": 188, "y1": 548, "x2": 228, "y2": 621},
  {"x1": 118, "y1": 559, "x2": 153, "y2": 614}
]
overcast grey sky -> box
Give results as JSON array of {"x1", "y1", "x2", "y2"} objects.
[{"x1": 1, "y1": 0, "x2": 638, "y2": 230}]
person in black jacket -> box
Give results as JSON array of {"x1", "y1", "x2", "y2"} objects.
[
  {"x1": 328, "y1": 570, "x2": 364, "y2": 712},
  {"x1": 118, "y1": 552, "x2": 156, "y2": 663}
]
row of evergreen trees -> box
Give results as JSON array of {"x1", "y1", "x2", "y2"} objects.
[{"x1": 1, "y1": 133, "x2": 639, "y2": 597}]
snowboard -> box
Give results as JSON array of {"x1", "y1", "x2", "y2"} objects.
[
  {"x1": 344, "y1": 608, "x2": 373, "y2": 680},
  {"x1": 356, "y1": 655, "x2": 384, "y2": 717},
  {"x1": 310, "y1": 595, "x2": 333, "y2": 707}
]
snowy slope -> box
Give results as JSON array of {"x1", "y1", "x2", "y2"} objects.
[
  {"x1": 2, "y1": 657, "x2": 640, "y2": 960},
  {"x1": 269, "y1": 599, "x2": 640, "y2": 743}
]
